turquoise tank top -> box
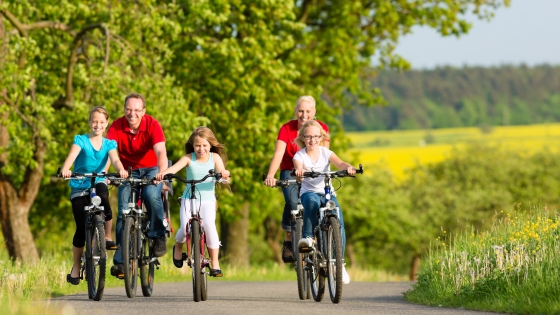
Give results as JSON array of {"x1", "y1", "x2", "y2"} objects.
[{"x1": 181, "y1": 152, "x2": 216, "y2": 201}]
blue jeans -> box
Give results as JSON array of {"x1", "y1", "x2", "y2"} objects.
[
  {"x1": 280, "y1": 170, "x2": 298, "y2": 232},
  {"x1": 301, "y1": 192, "x2": 346, "y2": 258},
  {"x1": 113, "y1": 167, "x2": 164, "y2": 265}
]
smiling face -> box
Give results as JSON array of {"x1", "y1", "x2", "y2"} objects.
[
  {"x1": 192, "y1": 136, "x2": 211, "y2": 159},
  {"x1": 295, "y1": 100, "x2": 316, "y2": 129},
  {"x1": 89, "y1": 111, "x2": 108, "y2": 136},
  {"x1": 124, "y1": 97, "x2": 145, "y2": 130},
  {"x1": 302, "y1": 125, "x2": 323, "y2": 150}
]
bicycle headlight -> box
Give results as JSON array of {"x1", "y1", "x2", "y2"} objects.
[
  {"x1": 326, "y1": 200, "x2": 336, "y2": 210},
  {"x1": 92, "y1": 195, "x2": 102, "y2": 207}
]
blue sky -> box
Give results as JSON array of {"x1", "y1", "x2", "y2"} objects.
[{"x1": 394, "y1": 0, "x2": 560, "y2": 69}]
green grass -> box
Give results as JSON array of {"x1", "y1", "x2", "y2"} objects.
[{"x1": 405, "y1": 206, "x2": 560, "y2": 314}]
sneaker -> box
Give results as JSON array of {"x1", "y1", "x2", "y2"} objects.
[
  {"x1": 153, "y1": 236, "x2": 167, "y2": 257},
  {"x1": 110, "y1": 264, "x2": 125, "y2": 279},
  {"x1": 209, "y1": 269, "x2": 223, "y2": 277},
  {"x1": 281, "y1": 241, "x2": 295, "y2": 263},
  {"x1": 342, "y1": 265, "x2": 351, "y2": 284},
  {"x1": 298, "y1": 237, "x2": 314, "y2": 253}
]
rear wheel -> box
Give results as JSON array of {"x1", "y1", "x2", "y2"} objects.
[
  {"x1": 123, "y1": 216, "x2": 138, "y2": 298},
  {"x1": 140, "y1": 236, "x2": 155, "y2": 297},
  {"x1": 191, "y1": 220, "x2": 202, "y2": 302},
  {"x1": 326, "y1": 217, "x2": 343, "y2": 303},
  {"x1": 86, "y1": 215, "x2": 106, "y2": 301},
  {"x1": 294, "y1": 217, "x2": 307, "y2": 300},
  {"x1": 308, "y1": 250, "x2": 325, "y2": 302}
]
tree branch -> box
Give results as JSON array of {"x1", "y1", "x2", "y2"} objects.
[{"x1": 53, "y1": 23, "x2": 110, "y2": 109}]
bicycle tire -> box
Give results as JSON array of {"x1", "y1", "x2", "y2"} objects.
[
  {"x1": 163, "y1": 190, "x2": 172, "y2": 238},
  {"x1": 123, "y1": 216, "x2": 138, "y2": 298},
  {"x1": 308, "y1": 250, "x2": 325, "y2": 302},
  {"x1": 86, "y1": 215, "x2": 106, "y2": 301},
  {"x1": 326, "y1": 217, "x2": 343, "y2": 303},
  {"x1": 294, "y1": 217, "x2": 307, "y2": 300},
  {"x1": 191, "y1": 220, "x2": 202, "y2": 302},
  {"x1": 200, "y1": 232, "x2": 208, "y2": 301},
  {"x1": 140, "y1": 236, "x2": 155, "y2": 297}
]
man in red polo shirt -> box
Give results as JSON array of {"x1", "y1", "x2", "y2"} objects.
[{"x1": 107, "y1": 93, "x2": 169, "y2": 278}]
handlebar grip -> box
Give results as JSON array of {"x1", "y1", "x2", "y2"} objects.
[
  {"x1": 262, "y1": 174, "x2": 266, "y2": 182},
  {"x1": 357, "y1": 164, "x2": 364, "y2": 174},
  {"x1": 56, "y1": 166, "x2": 62, "y2": 177}
]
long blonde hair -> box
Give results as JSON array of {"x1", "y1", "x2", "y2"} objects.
[
  {"x1": 295, "y1": 120, "x2": 329, "y2": 149},
  {"x1": 185, "y1": 126, "x2": 227, "y2": 165}
]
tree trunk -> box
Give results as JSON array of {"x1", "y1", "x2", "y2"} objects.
[
  {"x1": 221, "y1": 202, "x2": 249, "y2": 268},
  {"x1": 410, "y1": 254, "x2": 420, "y2": 281},
  {"x1": 263, "y1": 215, "x2": 282, "y2": 264},
  {"x1": 346, "y1": 242, "x2": 356, "y2": 267},
  {"x1": 0, "y1": 113, "x2": 42, "y2": 263}
]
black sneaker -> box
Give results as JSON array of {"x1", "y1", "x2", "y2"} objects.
[
  {"x1": 153, "y1": 236, "x2": 167, "y2": 257},
  {"x1": 110, "y1": 264, "x2": 124, "y2": 279},
  {"x1": 209, "y1": 269, "x2": 223, "y2": 277},
  {"x1": 281, "y1": 241, "x2": 295, "y2": 263}
]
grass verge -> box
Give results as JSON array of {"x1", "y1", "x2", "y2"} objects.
[{"x1": 405, "y1": 206, "x2": 560, "y2": 314}]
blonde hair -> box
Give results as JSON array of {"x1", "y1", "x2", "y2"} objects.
[
  {"x1": 295, "y1": 95, "x2": 316, "y2": 111},
  {"x1": 89, "y1": 106, "x2": 109, "y2": 122},
  {"x1": 295, "y1": 120, "x2": 329, "y2": 149},
  {"x1": 185, "y1": 126, "x2": 227, "y2": 165}
]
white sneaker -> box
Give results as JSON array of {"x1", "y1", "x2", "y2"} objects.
[
  {"x1": 342, "y1": 265, "x2": 350, "y2": 284},
  {"x1": 297, "y1": 237, "x2": 314, "y2": 252}
]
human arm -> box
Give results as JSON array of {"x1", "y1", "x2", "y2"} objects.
[
  {"x1": 293, "y1": 159, "x2": 304, "y2": 180},
  {"x1": 60, "y1": 144, "x2": 81, "y2": 178},
  {"x1": 154, "y1": 154, "x2": 191, "y2": 180},
  {"x1": 329, "y1": 152, "x2": 356, "y2": 175},
  {"x1": 213, "y1": 154, "x2": 230, "y2": 180},
  {"x1": 153, "y1": 141, "x2": 169, "y2": 173},
  {"x1": 108, "y1": 150, "x2": 128, "y2": 178},
  {"x1": 264, "y1": 139, "x2": 287, "y2": 187}
]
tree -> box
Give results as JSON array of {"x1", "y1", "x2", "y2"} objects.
[
  {"x1": 164, "y1": 0, "x2": 510, "y2": 267},
  {"x1": 0, "y1": 0, "x2": 203, "y2": 263}
]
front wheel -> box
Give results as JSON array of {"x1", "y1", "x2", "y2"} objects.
[
  {"x1": 191, "y1": 220, "x2": 202, "y2": 302},
  {"x1": 86, "y1": 214, "x2": 106, "y2": 301},
  {"x1": 140, "y1": 236, "x2": 155, "y2": 297},
  {"x1": 309, "y1": 250, "x2": 325, "y2": 302},
  {"x1": 294, "y1": 217, "x2": 307, "y2": 300},
  {"x1": 123, "y1": 216, "x2": 138, "y2": 298},
  {"x1": 326, "y1": 217, "x2": 343, "y2": 303}
]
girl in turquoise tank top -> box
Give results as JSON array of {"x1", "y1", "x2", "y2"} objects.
[{"x1": 155, "y1": 126, "x2": 230, "y2": 277}]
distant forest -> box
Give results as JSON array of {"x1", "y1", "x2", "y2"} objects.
[{"x1": 343, "y1": 65, "x2": 560, "y2": 131}]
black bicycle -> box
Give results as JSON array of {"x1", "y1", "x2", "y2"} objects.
[
  {"x1": 263, "y1": 174, "x2": 311, "y2": 300},
  {"x1": 110, "y1": 173, "x2": 170, "y2": 298},
  {"x1": 57, "y1": 167, "x2": 120, "y2": 301},
  {"x1": 295, "y1": 165, "x2": 363, "y2": 304},
  {"x1": 163, "y1": 170, "x2": 225, "y2": 302}
]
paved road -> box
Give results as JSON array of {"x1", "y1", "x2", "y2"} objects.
[{"x1": 49, "y1": 281, "x2": 504, "y2": 315}]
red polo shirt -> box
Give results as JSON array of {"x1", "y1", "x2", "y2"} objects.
[
  {"x1": 277, "y1": 119, "x2": 329, "y2": 171},
  {"x1": 107, "y1": 114, "x2": 166, "y2": 170}
]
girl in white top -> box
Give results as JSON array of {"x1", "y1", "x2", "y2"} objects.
[
  {"x1": 293, "y1": 120, "x2": 356, "y2": 284},
  {"x1": 155, "y1": 126, "x2": 230, "y2": 277}
]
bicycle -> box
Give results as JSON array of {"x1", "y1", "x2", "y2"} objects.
[
  {"x1": 263, "y1": 174, "x2": 311, "y2": 300},
  {"x1": 110, "y1": 171, "x2": 171, "y2": 298},
  {"x1": 56, "y1": 167, "x2": 120, "y2": 301},
  {"x1": 162, "y1": 170, "x2": 225, "y2": 302},
  {"x1": 295, "y1": 164, "x2": 363, "y2": 304}
]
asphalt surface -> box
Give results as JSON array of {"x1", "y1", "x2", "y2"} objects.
[{"x1": 47, "y1": 281, "x2": 505, "y2": 315}]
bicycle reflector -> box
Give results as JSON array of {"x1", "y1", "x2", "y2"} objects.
[
  {"x1": 92, "y1": 195, "x2": 102, "y2": 207},
  {"x1": 326, "y1": 200, "x2": 336, "y2": 210}
]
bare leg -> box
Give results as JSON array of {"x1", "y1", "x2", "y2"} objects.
[
  {"x1": 285, "y1": 231, "x2": 292, "y2": 242},
  {"x1": 105, "y1": 219, "x2": 113, "y2": 241},
  {"x1": 209, "y1": 248, "x2": 220, "y2": 270},
  {"x1": 72, "y1": 246, "x2": 84, "y2": 277},
  {"x1": 174, "y1": 242, "x2": 184, "y2": 260}
]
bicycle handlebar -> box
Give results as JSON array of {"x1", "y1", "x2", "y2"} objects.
[
  {"x1": 56, "y1": 166, "x2": 121, "y2": 179},
  {"x1": 163, "y1": 169, "x2": 223, "y2": 185},
  {"x1": 261, "y1": 174, "x2": 299, "y2": 188},
  {"x1": 290, "y1": 164, "x2": 364, "y2": 178}
]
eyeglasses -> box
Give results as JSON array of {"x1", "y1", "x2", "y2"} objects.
[
  {"x1": 303, "y1": 135, "x2": 322, "y2": 140},
  {"x1": 125, "y1": 108, "x2": 144, "y2": 114}
]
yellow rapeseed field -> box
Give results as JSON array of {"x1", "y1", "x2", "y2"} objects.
[{"x1": 347, "y1": 123, "x2": 560, "y2": 180}]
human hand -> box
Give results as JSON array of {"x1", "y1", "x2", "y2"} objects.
[
  {"x1": 119, "y1": 169, "x2": 128, "y2": 178},
  {"x1": 220, "y1": 169, "x2": 230, "y2": 180},
  {"x1": 347, "y1": 166, "x2": 356, "y2": 176},
  {"x1": 154, "y1": 173, "x2": 164, "y2": 181},
  {"x1": 294, "y1": 168, "x2": 304, "y2": 177},
  {"x1": 264, "y1": 177, "x2": 276, "y2": 187},
  {"x1": 61, "y1": 169, "x2": 72, "y2": 178}
]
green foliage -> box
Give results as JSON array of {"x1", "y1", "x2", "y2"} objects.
[
  {"x1": 344, "y1": 65, "x2": 560, "y2": 131},
  {"x1": 405, "y1": 206, "x2": 560, "y2": 314}
]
